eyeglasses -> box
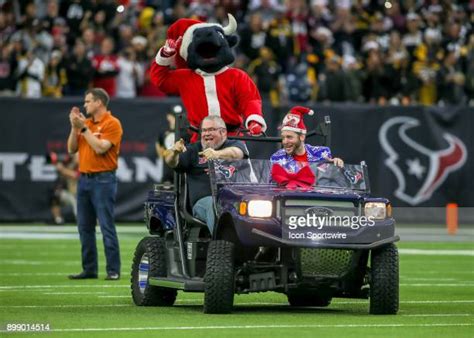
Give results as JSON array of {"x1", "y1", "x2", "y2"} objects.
[{"x1": 201, "y1": 127, "x2": 224, "y2": 133}]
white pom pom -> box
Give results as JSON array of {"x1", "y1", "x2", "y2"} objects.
[{"x1": 308, "y1": 110, "x2": 314, "y2": 116}]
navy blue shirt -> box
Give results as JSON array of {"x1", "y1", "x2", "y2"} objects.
[{"x1": 175, "y1": 140, "x2": 249, "y2": 205}]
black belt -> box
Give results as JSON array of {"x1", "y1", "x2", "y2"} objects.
[{"x1": 81, "y1": 171, "x2": 115, "y2": 178}]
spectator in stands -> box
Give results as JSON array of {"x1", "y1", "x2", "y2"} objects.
[
  {"x1": 266, "y1": 14, "x2": 294, "y2": 73},
  {"x1": 0, "y1": 0, "x2": 469, "y2": 106},
  {"x1": 342, "y1": 55, "x2": 364, "y2": 102},
  {"x1": 92, "y1": 37, "x2": 119, "y2": 97},
  {"x1": 317, "y1": 54, "x2": 351, "y2": 102},
  {"x1": 388, "y1": 53, "x2": 420, "y2": 106},
  {"x1": 0, "y1": 11, "x2": 15, "y2": 44},
  {"x1": 286, "y1": 0, "x2": 309, "y2": 55},
  {"x1": 0, "y1": 41, "x2": 18, "y2": 96},
  {"x1": 437, "y1": 49, "x2": 466, "y2": 105},
  {"x1": 81, "y1": 27, "x2": 97, "y2": 59},
  {"x1": 330, "y1": 4, "x2": 356, "y2": 56},
  {"x1": 239, "y1": 12, "x2": 267, "y2": 62},
  {"x1": 64, "y1": 40, "x2": 94, "y2": 96},
  {"x1": 248, "y1": 0, "x2": 282, "y2": 28},
  {"x1": 412, "y1": 29, "x2": 443, "y2": 105},
  {"x1": 248, "y1": 46, "x2": 282, "y2": 106},
  {"x1": 41, "y1": 0, "x2": 60, "y2": 34},
  {"x1": 402, "y1": 12, "x2": 423, "y2": 59},
  {"x1": 116, "y1": 47, "x2": 144, "y2": 98},
  {"x1": 115, "y1": 24, "x2": 134, "y2": 52},
  {"x1": 385, "y1": 0, "x2": 405, "y2": 32},
  {"x1": 130, "y1": 36, "x2": 148, "y2": 64},
  {"x1": 60, "y1": 0, "x2": 92, "y2": 41},
  {"x1": 138, "y1": 47, "x2": 167, "y2": 98},
  {"x1": 50, "y1": 18, "x2": 69, "y2": 56},
  {"x1": 309, "y1": 26, "x2": 334, "y2": 73},
  {"x1": 10, "y1": 18, "x2": 53, "y2": 64},
  {"x1": 16, "y1": 47, "x2": 45, "y2": 98},
  {"x1": 361, "y1": 47, "x2": 390, "y2": 105},
  {"x1": 43, "y1": 50, "x2": 67, "y2": 98},
  {"x1": 464, "y1": 33, "x2": 474, "y2": 105}
]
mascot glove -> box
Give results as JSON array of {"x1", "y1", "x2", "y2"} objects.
[
  {"x1": 161, "y1": 37, "x2": 182, "y2": 57},
  {"x1": 248, "y1": 121, "x2": 263, "y2": 136}
]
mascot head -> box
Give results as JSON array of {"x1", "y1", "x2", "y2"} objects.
[{"x1": 167, "y1": 14, "x2": 238, "y2": 73}]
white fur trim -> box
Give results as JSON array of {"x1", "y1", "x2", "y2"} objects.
[
  {"x1": 281, "y1": 126, "x2": 306, "y2": 134},
  {"x1": 179, "y1": 22, "x2": 222, "y2": 61},
  {"x1": 245, "y1": 114, "x2": 267, "y2": 132},
  {"x1": 155, "y1": 48, "x2": 175, "y2": 66},
  {"x1": 195, "y1": 66, "x2": 229, "y2": 76},
  {"x1": 199, "y1": 73, "x2": 221, "y2": 116}
]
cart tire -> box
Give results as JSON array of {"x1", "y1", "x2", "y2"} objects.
[
  {"x1": 370, "y1": 243, "x2": 399, "y2": 314},
  {"x1": 131, "y1": 237, "x2": 177, "y2": 306},
  {"x1": 204, "y1": 240, "x2": 235, "y2": 313}
]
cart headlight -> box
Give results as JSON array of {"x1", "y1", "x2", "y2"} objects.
[
  {"x1": 246, "y1": 200, "x2": 273, "y2": 218},
  {"x1": 364, "y1": 202, "x2": 387, "y2": 219}
]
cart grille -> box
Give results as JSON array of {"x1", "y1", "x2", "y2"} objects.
[{"x1": 299, "y1": 248, "x2": 354, "y2": 278}]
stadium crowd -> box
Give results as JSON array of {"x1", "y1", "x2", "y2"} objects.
[{"x1": 0, "y1": 0, "x2": 472, "y2": 106}]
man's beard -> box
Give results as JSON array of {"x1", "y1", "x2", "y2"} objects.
[
  {"x1": 202, "y1": 138, "x2": 225, "y2": 150},
  {"x1": 286, "y1": 138, "x2": 303, "y2": 156}
]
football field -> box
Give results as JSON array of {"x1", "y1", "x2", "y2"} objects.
[{"x1": 0, "y1": 224, "x2": 473, "y2": 337}]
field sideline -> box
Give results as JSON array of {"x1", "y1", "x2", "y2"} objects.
[{"x1": 0, "y1": 224, "x2": 473, "y2": 337}]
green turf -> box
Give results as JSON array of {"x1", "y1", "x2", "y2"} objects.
[{"x1": 0, "y1": 225, "x2": 473, "y2": 337}]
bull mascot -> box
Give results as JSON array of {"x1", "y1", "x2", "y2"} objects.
[{"x1": 150, "y1": 14, "x2": 267, "y2": 142}]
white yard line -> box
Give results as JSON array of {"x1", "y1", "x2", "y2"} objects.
[
  {"x1": 42, "y1": 292, "x2": 108, "y2": 295},
  {"x1": 399, "y1": 249, "x2": 474, "y2": 256},
  {"x1": 1, "y1": 323, "x2": 470, "y2": 333},
  {"x1": 0, "y1": 260, "x2": 78, "y2": 266},
  {"x1": 0, "y1": 233, "x2": 78, "y2": 240},
  {"x1": 0, "y1": 272, "x2": 73, "y2": 276},
  {"x1": 0, "y1": 285, "x2": 127, "y2": 290},
  {"x1": 401, "y1": 314, "x2": 471, "y2": 317},
  {"x1": 401, "y1": 277, "x2": 459, "y2": 281},
  {"x1": 400, "y1": 300, "x2": 474, "y2": 304},
  {"x1": 400, "y1": 283, "x2": 474, "y2": 287},
  {"x1": 0, "y1": 304, "x2": 131, "y2": 308}
]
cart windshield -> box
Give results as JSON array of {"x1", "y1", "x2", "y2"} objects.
[{"x1": 208, "y1": 159, "x2": 369, "y2": 192}]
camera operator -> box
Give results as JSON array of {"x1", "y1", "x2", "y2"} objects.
[{"x1": 48, "y1": 153, "x2": 79, "y2": 225}]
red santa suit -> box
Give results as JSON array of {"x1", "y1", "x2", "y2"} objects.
[{"x1": 150, "y1": 63, "x2": 265, "y2": 133}]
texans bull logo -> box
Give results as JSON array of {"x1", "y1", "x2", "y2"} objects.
[
  {"x1": 214, "y1": 163, "x2": 236, "y2": 178},
  {"x1": 344, "y1": 169, "x2": 363, "y2": 185},
  {"x1": 379, "y1": 116, "x2": 467, "y2": 205}
]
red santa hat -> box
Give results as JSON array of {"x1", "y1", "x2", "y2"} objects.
[
  {"x1": 165, "y1": 18, "x2": 202, "y2": 69},
  {"x1": 280, "y1": 106, "x2": 314, "y2": 135}
]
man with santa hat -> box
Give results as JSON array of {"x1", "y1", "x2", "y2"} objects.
[
  {"x1": 150, "y1": 14, "x2": 267, "y2": 142},
  {"x1": 271, "y1": 106, "x2": 344, "y2": 174}
]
